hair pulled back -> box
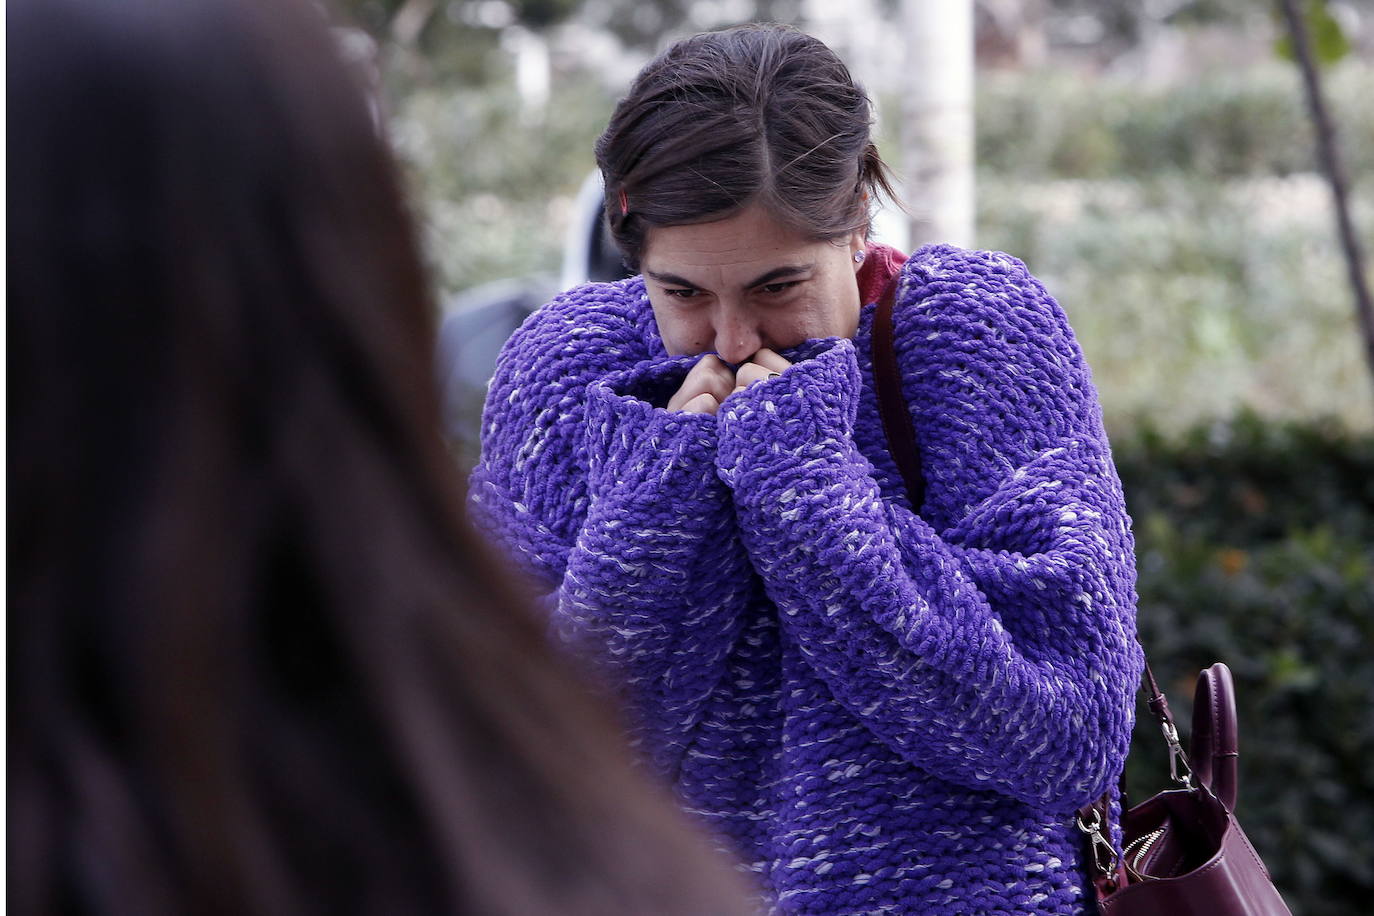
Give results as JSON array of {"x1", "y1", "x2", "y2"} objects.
[{"x1": 596, "y1": 23, "x2": 896, "y2": 271}]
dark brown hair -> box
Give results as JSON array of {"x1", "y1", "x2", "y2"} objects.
[
  {"x1": 7, "y1": 0, "x2": 751, "y2": 913},
  {"x1": 595, "y1": 23, "x2": 897, "y2": 270}
]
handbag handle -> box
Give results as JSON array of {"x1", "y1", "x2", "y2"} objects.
[{"x1": 1191, "y1": 663, "x2": 1239, "y2": 809}]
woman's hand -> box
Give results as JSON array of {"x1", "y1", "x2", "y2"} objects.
[
  {"x1": 731, "y1": 348, "x2": 791, "y2": 396},
  {"x1": 667, "y1": 349, "x2": 793, "y2": 414},
  {"x1": 667, "y1": 355, "x2": 737, "y2": 414}
]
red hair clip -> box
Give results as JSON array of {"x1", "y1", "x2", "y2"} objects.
[{"x1": 618, "y1": 189, "x2": 629, "y2": 216}]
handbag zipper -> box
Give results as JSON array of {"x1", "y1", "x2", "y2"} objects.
[{"x1": 1123, "y1": 827, "x2": 1168, "y2": 879}]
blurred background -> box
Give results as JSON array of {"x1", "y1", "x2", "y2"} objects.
[{"x1": 336, "y1": 1, "x2": 1372, "y2": 912}]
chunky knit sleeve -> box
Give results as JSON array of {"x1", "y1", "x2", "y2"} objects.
[
  {"x1": 714, "y1": 248, "x2": 1143, "y2": 814},
  {"x1": 553, "y1": 359, "x2": 755, "y2": 776},
  {"x1": 468, "y1": 282, "x2": 752, "y2": 776}
]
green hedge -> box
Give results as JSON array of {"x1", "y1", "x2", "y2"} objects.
[
  {"x1": 1113, "y1": 412, "x2": 1374, "y2": 916},
  {"x1": 975, "y1": 62, "x2": 1374, "y2": 180}
]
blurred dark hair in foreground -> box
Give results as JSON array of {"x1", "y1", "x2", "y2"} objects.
[{"x1": 6, "y1": 0, "x2": 751, "y2": 912}]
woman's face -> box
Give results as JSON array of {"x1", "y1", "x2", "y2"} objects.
[{"x1": 641, "y1": 203, "x2": 865, "y2": 365}]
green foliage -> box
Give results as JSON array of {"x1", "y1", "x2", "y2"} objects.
[
  {"x1": 1275, "y1": 0, "x2": 1352, "y2": 68},
  {"x1": 338, "y1": 0, "x2": 721, "y2": 58},
  {"x1": 1113, "y1": 414, "x2": 1374, "y2": 915},
  {"x1": 977, "y1": 171, "x2": 1374, "y2": 432},
  {"x1": 509, "y1": 0, "x2": 582, "y2": 30},
  {"x1": 338, "y1": 0, "x2": 580, "y2": 38},
  {"x1": 975, "y1": 62, "x2": 1374, "y2": 179},
  {"x1": 970, "y1": 62, "x2": 1374, "y2": 435},
  {"x1": 389, "y1": 71, "x2": 614, "y2": 294},
  {"x1": 335, "y1": 1, "x2": 583, "y2": 90}
]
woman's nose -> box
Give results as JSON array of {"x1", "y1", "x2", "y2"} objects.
[{"x1": 714, "y1": 306, "x2": 761, "y2": 365}]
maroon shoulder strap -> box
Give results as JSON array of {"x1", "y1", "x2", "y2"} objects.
[
  {"x1": 872, "y1": 266, "x2": 1161, "y2": 835},
  {"x1": 871, "y1": 276, "x2": 926, "y2": 513}
]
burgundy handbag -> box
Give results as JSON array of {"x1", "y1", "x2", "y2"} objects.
[
  {"x1": 1075, "y1": 662, "x2": 1292, "y2": 915},
  {"x1": 870, "y1": 280, "x2": 1292, "y2": 916}
]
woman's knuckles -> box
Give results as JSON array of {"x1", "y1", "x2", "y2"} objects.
[
  {"x1": 734, "y1": 362, "x2": 777, "y2": 388},
  {"x1": 682, "y1": 392, "x2": 720, "y2": 415}
]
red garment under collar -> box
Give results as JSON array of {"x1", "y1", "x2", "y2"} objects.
[{"x1": 856, "y1": 244, "x2": 908, "y2": 307}]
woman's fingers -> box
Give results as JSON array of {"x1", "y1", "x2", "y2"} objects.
[
  {"x1": 732, "y1": 361, "x2": 776, "y2": 391},
  {"x1": 667, "y1": 350, "x2": 793, "y2": 411},
  {"x1": 749, "y1": 348, "x2": 792, "y2": 374},
  {"x1": 731, "y1": 348, "x2": 793, "y2": 394},
  {"x1": 733, "y1": 348, "x2": 793, "y2": 392},
  {"x1": 667, "y1": 355, "x2": 735, "y2": 412},
  {"x1": 680, "y1": 392, "x2": 720, "y2": 415}
]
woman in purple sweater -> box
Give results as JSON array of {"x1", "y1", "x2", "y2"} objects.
[{"x1": 471, "y1": 24, "x2": 1144, "y2": 916}]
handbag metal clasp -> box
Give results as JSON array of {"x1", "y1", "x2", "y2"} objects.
[
  {"x1": 1075, "y1": 806, "x2": 1119, "y2": 877},
  {"x1": 1162, "y1": 720, "x2": 1194, "y2": 788}
]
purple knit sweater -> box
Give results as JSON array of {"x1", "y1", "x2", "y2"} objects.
[{"x1": 469, "y1": 245, "x2": 1144, "y2": 915}]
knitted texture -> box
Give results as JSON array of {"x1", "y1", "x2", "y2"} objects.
[{"x1": 469, "y1": 245, "x2": 1144, "y2": 915}]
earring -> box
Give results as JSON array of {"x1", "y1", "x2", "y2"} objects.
[{"x1": 853, "y1": 250, "x2": 867, "y2": 264}]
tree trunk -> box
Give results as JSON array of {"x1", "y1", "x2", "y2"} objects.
[
  {"x1": 1277, "y1": 0, "x2": 1374, "y2": 401},
  {"x1": 899, "y1": 0, "x2": 975, "y2": 248}
]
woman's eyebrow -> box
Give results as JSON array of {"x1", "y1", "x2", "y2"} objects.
[
  {"x1": 745, "y1": 264, "x2": 813, "y2": 288},
  {"x1": 645, "y1": 264, "x2": 814, "y2": 290},
  {"x1": 646, "y1": 270, "x2": 700, "y2": 288}
]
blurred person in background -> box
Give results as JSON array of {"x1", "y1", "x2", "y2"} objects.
[
  {"x1": 471, "y1": 24, "x2": 1145, "y2": 915},
  {"x1": 6, "y1": 0, "x2": 755, "y2": 913}
]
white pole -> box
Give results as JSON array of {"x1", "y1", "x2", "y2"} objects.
[
  {"x1": 506, "y1": 26, "x2": 550, "y2": 124},
  {"x1": 900, "y1": 0, "x2": 975, "y2": 248}
]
